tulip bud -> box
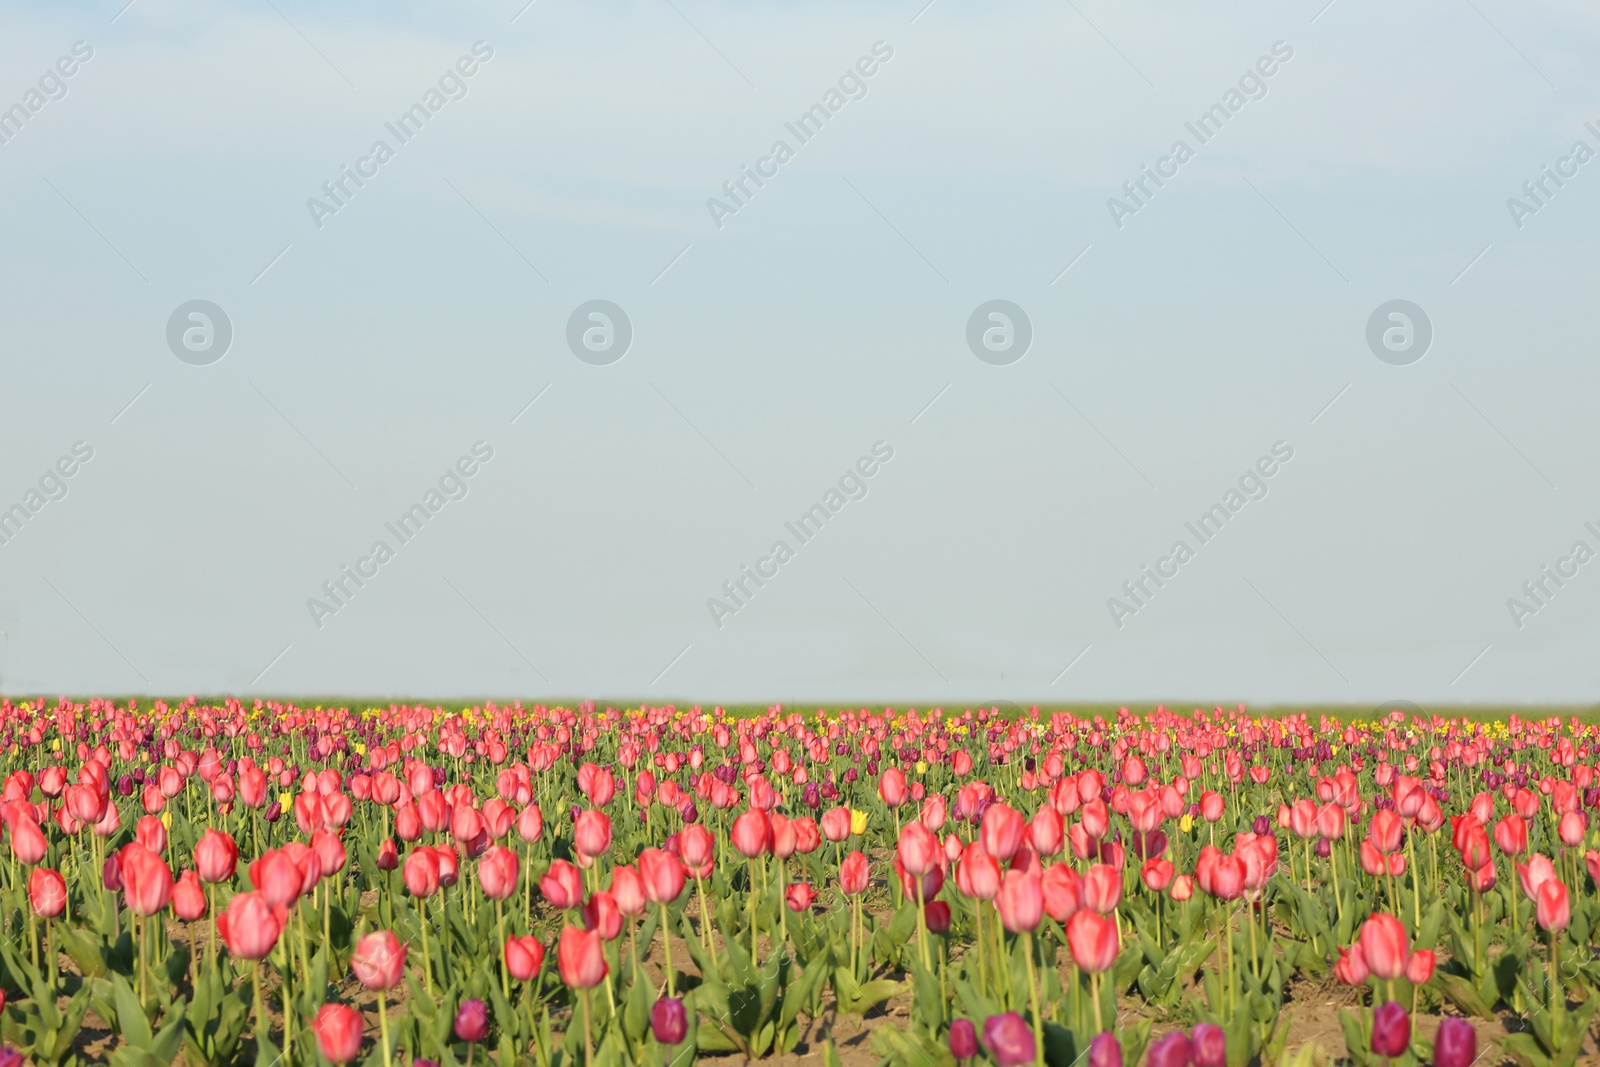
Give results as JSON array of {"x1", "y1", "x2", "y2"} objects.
[
  {"x1": 651, "y1": 997, "x2": 688, "y2": 1045},
  {"x1": 982, "y1": 1012, "x2": 1036, "y2": 1067},
  {"x1": 1370, "y1": 1001, "x2": 1410, "y2": 1059},
  {"x1": 313, "y1": 1003, "x2": 363, "y2": 1064},
  {"x1": 1433, "y1": 1018, "x2": 1476, "y2": 1067},
  {"x1": 1089, "y1": 1031, "x2": 1123, "y2": 1067},
  {"x1": 453, "y1": 999, "x2": 489, "y2": 1044},
  {"x1": 1191, "y1": 1024, "x2": 1226, "y2": 1067},
  {"x1": 949, "y1": 1019, "x2": 978, "y2": 1061},
  {"x1": 1147, "y1": 1031, "x2": 1194, "y2": 1067}
]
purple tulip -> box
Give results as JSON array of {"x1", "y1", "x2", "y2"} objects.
[
  {"x1": 651, "y1": 997, "x2": 687, "y2": 1044},
  {"x1": 0, "y1": 1045, "x2": 24, "y2": 1067},
  {"x1": 1371, "y1": 1002, "x2": 1410, "y2": 1058},
  {"x1": 1148, "y1": 1030, "x2": 1194, "y2": 1067},
  {"x1": 1252, "y1": 815, "x2": 1270, "y2": 836},
  {"x1": 453, "y1": 999, "x2": 489, "y2": 1044},
  {"x1": 1192, "y1": 1023, "x2": 1226, "y2": 1067},
  {"x1": 949, "y1": 1019, "x2": 978, "y2": 1060},
  {"x1": 1433, "y1": 1018, "x2": 1476, "y2": 1067},
  {"x1": 982, "y1": 1013, "x2": 1035, "y2": 1067},
  {"x1": 1089, "y1": 1031, "x2": 1123, "y2": 1067}
]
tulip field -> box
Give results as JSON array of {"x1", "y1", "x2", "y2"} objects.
[{"x1": 3, "y1": 700, "x2": 1600, "y2": 1067}]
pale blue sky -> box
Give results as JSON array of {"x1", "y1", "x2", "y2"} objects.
[{"x1": 3, "y1": 0, "x2": 1599, "y2": 706}]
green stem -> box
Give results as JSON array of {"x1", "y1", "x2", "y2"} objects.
[{"x1": 660, "y1": 902, "x2": 676, "y2": 997}]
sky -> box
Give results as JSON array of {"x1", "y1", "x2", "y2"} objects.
[{"x1": 3, "y1": 0, "x2": 1600, "y2": 708}]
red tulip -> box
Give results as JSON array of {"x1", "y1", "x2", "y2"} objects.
[
  {"x1": 925, "y1": 900, "x2": 951, "y2": 933},
  {"x1": 583, "y1": 889, "x2": 622, "y2": 940},
  {"x1": 217, "y1": 891, "x2": 283, "y2": 959},
  {"x1": 1333, "y1": 945, "x2": 1369, "y2": 985},
  {"x1": 1065, "y1": 909, "x2": 1119, "y2": 972},
  {"x1": 402, "y1": 846, "x2": 440, "y2": 898},
  {"x1": 996, "y1": 869, "x2": 1043, "y2": 933},
  {"x1": 786, "y1": 882, "x2": 818, "y2": 911},
  {"x1": 1359, "y1": 913, "x2": 1408, "y2": 980},
  {"x1": 1368, "y1": 810, "x2": 1402, "y2": 853},
  {"x1": 731, "y1": 809, "x2": 772, "y2": 858},
  {"x1": 879, "y1": 767, "x2": 909, "y2": 808},
  {"x1": 1405, "y1": 948, "x2": 1435, "y2": 985},
  {"x1": 1467, "y1": 861, "x2": 1496, "y2": 892},
  {"x1": 121, "y1": 842, "x2": 173, "y2": 916},
  {"x1": 517, "y1": 802, "x2": 544, "y2": 843},
  {"x1": 981, "y1": 804, "x2": 1025, "y2": 861},
  {"x1": 574, "y1": 809, "x2": 612, "y2": 858},
  {"x1": 350, "y1": 931, "x2": 407, "y2": 990},
  {"x1": 194, "y1": 829, "x2": 238, "y2": 883},
  {"x1": 956, "y1": 842, "x2": 1002, "y2": 901},
  {"x1": 1141, "y1": 858, "x2": 1175, "y2": 892},
  {"x1": 65, "y1": 784, "x2": 106, "y2": 825},
  {"x1": 1518, "y1": 854, "x2": 1558, "y2": 901},
  {"x1": 541, "y1": 859, "x2": 584, "y2": 909},
  {"x1": 1316, "y1": 802, "x2": 1345, "y2": 840},
  {"x1": 1029, "y1": 806, "x2": 1064, "y2": 857},
  {"x1": 479, "y1": 846, "x2": 520, "y2": 901},
  {"x1": 639, "y1": 848, "x2": 687, "y2": 904},
  {"x1": 505, "y1": 935, "x2": 545, "y2": 981},
  {"x1": 609, "y1": 865, "x2": 646, "y2": 916},
  {"x1": 676, "y1": 823, "x2": 713, "y2": 875},
  {"x1": 313, "y1": 1003, "x2": 363, "y2": 1064},
  {"x1": 1558, "y1": 811, "x2": 1586, "y2": 849},
  {"x1": 394, "y1": 804, "x2": 422, "y2": 841},
  {"x1": 1536, "y1": 878, "x2": 1571, "y2": 931},
  {"x1": 820, "y1": 807, "x2": 851, "y2": 843},
  {"x1": 557, "y1": 925, "x2": 608, "y2": 988},
  {"x1": 246, "y1": 848, "x2": 299, "y2": 907},
  {"x1": 172, "y1": 870, "x2": 207, "y2": 921},
  {"x1": 1493, "y1": 813, "x2": 1527, "y2": 856},
  {"x1": 1200, "y1": 791, "x2": 1225, "y2": 823},
  {"x1": 897, "y1": 821, "x2": 940, "y2": 878},
  {"x1": 1083, "y1": 863, "x2": 1122, "y2": 914},
  {"x1": 840, "y1": 851, "x2": 870, "y2": 895},
  {"x1": 1210, "y1": 855, "x2": 1245, "y2": 901},
  {"x1": 311, "y1": 828, "x2": 347, "y2": 877},
  {"x1": 11, "y1": 818, "x2": 46, "y2": 865},
  {"x1": 1041, "y1": 863, "x2": 1082, "y2": 922},
  {"x1": 28, "y1": 867, "x2": 66, "y2": 918}
]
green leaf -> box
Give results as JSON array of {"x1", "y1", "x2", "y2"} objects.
[
  {"x1": 1338, "y1": 1007, "x2": 1371, "y2": 1067},
  {"x1": 1434, "y1": 972, "x2": 1496, "y2": 1019},
  {"x1": 57, "y1": 928, "x2": 107, "y2": 979},
  {"x1": 110, "y1": 972, "x2": 153, "y2": 1047},
  {"x1": 1499, "y1": 1032, "x2": 1554, "y2": 1067},
  {"x1": 779, "y1": 952, "x2": 832, "y2": 1034},
  {"x1": 623, "y1": 965, "x2": 652, "y2": 1044}
]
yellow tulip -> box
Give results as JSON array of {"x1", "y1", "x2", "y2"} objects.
[
  {"x1": 278, "y1": 791, "x2": 293, "y2": 812},
  {"x1": 161, "y1": 810, "x2": 172, "y2": 830},
  {"x1": 915, "y1": 761, "x2": 927, "y2": 776},
  {"x1": 849, "y1": 809, "x2": 868, "y2": 835},
  {"x1": 1179, "y1": 813, "x2": 1194, "y2": 833}
]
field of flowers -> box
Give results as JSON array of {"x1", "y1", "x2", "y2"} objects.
[{"x1": 0, "y1": 697, "x2": 1594, "y2": 1067}]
